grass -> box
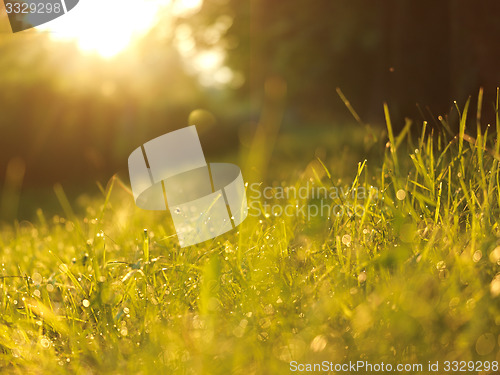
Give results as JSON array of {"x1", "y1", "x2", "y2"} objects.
[{"x1": 0, "y1": 95, "x2": 500, "y2": 374}]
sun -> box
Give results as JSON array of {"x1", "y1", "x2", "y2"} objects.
[{"x1": 35, "y1": 0, "x2": 203, "y2": 58}]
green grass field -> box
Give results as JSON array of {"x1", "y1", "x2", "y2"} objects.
[{"x1": 1, "y1": 97, "x2": 500, "y2": 374}]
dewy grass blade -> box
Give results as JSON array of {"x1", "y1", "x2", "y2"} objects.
[
  {"x1": 395, "y1": 118, "x2": 412, "y2": 150},
  {"x1": 336, "y1": 87, "x2": 364, "y2": 126},
  {"x1": 458, "y1": 97, "x2": 470, "y2": 170},
  {"x1": 434, "y1": 182, "x2": 442, "y2": 224},
  {"x1": 384, "y1": 102, "x2": 399, "y2": 173},
  {"x1": 143, "y1": 228, "x2": 150, "y2": 264},
  {"x1": 496, "y1": 87, "x2": 500, "y2": 155},
  {"x1": 476, "y1": 87, "x2": 483, "y2": 135}
]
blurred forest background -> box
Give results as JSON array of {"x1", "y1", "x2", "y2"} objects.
[{"x1": 1, "y1": 0, "x2": 500, "y2": 220}]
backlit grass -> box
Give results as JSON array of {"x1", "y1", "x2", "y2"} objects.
[{"x1": 0, "y1": 95, "x2": 500, "y2": 374}]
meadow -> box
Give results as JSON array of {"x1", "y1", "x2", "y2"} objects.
[{"x1": 0, "y1": 95, "x2": 499, "y2": 374}]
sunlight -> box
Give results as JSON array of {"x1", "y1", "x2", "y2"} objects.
[{"x1": 35, "y1": 0, "x2": 202, "y2": 58}]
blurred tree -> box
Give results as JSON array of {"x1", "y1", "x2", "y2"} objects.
[
  {"x1": 187, "y1": 0, "x2": 500, "y2": 125},
  {"x1": 2, "y1": 0, "x2": 500, "y2": 193},
  {"x1": 0, "y1": 30, "x2": 202, "y2": 186}
]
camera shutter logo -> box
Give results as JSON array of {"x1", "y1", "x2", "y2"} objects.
[
  {"x1": 3, "y1": 0, "x2": 80, "y2": 33},
  {"x1": 128, "y1": 126, "x2": 248, "y2": 247}
]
